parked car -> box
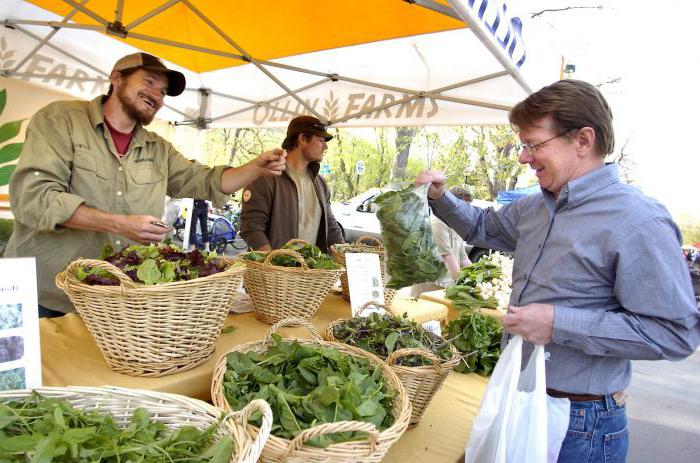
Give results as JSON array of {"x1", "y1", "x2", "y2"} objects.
[{"x1": 331, "y1": 188, "x2": 501, "y2": 261}]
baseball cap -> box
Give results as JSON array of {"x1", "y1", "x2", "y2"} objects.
[
  {"x1": 112, "y1": 52, "x2": 186, "y2": 97},
  {"x1": 287, "y1": 115, "x2": 333, "y2": 141}
]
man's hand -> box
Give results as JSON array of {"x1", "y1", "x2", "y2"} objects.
[
  {"x1": 502, "y1": 303, "x2": 555, "y2": 345},
  {"x1": 115, "y1": 215, "x2": 171, "y2": 244},
  {"x1": 415, "y1": 169, "x2": 446, "y2": 200},
  {"x1": 253, "y1": 148, "x2": 286, "y2": 176}
]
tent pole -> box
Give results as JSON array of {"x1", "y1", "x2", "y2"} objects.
[
  {"x1": 125, "y1": 0, "x2": 182, "y2": 31},
  {"x1": 181, "y1": 0, "x2": 324, "y2": 121},
  {"x1": 209, "y1": 78, "x2": 332, "y2": 123},
  {"x1": 430, "y1": 71, "x2": 508, "y2": 93},
  {"x1": 59, "y1": 0, "x2": 109, "y2": 26},
  {"x1": 406, "y1": 0, "x2": 461, "y2": 21},
  {"x1": 115, "y1": 0, "x2": 124, "y2": 23},
  {"x1": 8, "y1": 1, "x2": 85, "y2": 76}
]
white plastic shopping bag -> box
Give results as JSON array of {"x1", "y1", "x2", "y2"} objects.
[{"x1": 465, "y1": 336, "x2": 570, "y2": 463}]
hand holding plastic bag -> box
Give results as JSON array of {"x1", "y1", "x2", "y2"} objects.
[
  {"x1": 465, "y1": 336, "x2": 570, "y2": 463},
  {"x1": 375, "y1": 183, "x2": 446, "y2": 289}
]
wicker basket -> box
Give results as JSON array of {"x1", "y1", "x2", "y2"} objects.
[
  {"x1": 55, "y1": 257, "x2": 245, "y2": 377},
  {"x1": 0, "y1": 386, "x2": 272, "y2": 463},
  {"x1": 243, "y1": 241, "x2": 344, "y2": 324},
  {"x1": 324, "y1": 302, "x2": 461, "y2": 426},
  {"x1": 330, "y1": 236, "x2": 396, "y2": 305},
  {"x1": 211, "y1": 317, "x2": 412, "y2": 463}
]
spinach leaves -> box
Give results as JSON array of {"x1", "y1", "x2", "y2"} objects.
[
  {"x1": 331, "y1": 312, "x2": 454, "y2": 366},
  {"x1": 375, "y1": 184, "x2": 445, "y2": 289},
  {"x1": 444, "y1": 313, "x2": 503, "y2": 375},
  {"x1": 240, "y1": 242, "x2": 339, "y2": 270},
  {"x1": 221, "y1": 335, "x2": 395, "y2": 447},
  {"x1": 0, "y1": 392, "x2": 232, "y2": 462}
]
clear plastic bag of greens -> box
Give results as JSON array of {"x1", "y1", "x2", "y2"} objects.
[{"x1": 375, "y1": 183, "x2": 446, "y2": 289}]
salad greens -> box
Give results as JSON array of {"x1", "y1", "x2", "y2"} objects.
[
  {"x1": 240, "y1": 242, "x2": 340, "y2": 270},
  {"x1": 221, "y1": 334, "x2": 395, "y2": 447},
  {"x1": 0, "y1": 392, "x2": 232, "y2": 462},
  {"x1": 374, "y1": 184, "x2": 445, "y2": 289},
  {"x1": 331, "y1": 312, "x2": 454, "y2": 366},
  {"x1": 76, "y1": 243, "x2": 231, "y2": 285},
  {"x1": 444, "y1": 313, "x2": 503, "y2": 375}
]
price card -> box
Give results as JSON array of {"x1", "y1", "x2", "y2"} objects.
[
  {"x1": 345, "y1": 253, "x2": 385, "y2": 316},
  {"x1": 0, "y1": 258, "x2": 42, "y2": 391}
]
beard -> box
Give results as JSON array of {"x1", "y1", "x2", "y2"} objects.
[{"x1": 116, "y1": 86, "x2": 157, "y2": 125}]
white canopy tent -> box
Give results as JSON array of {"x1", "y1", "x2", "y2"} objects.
[{"x1": 0, "y1": 0, "x2": 540, "y2": 129}]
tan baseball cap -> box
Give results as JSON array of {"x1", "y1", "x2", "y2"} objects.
[
  {"x1": 287, "y1": 115, "x2": 333, "y2": 141},
  {"x1": 112, "y1": 52, "x2": 186, "y2": 96}
]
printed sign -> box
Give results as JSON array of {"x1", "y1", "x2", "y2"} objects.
[
  {"x1": 355, "y1": 160, "x2": 365, "y2": 175},
  {"x1": 320, "y1": 163, "x2": 331, "y2": 175},
  {"x1": 0, "y1": 258, "x2": 41, "y2": 391},
  {"x1": 345, "y1": 253, "x2": 385, "y2": 316}
]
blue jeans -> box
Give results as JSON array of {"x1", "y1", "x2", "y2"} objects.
[{"x1": 557, "y1": 394, "x2": 628, "y2": 463}]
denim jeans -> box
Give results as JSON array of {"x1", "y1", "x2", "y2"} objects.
[{"x1": 557, "y1": 394, "x2": 628, "y2": 463}]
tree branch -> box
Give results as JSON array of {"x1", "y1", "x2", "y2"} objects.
[{"x1": 531, "y1": 5, "x2": 604, "y2": 18}]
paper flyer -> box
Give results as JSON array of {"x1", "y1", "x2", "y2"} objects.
[
  {"x1": 345, "y1": 252, "x2": 385, "y2": 316},
  {"x1": 0, "y1": 257, "x2": 41, "y2": 391}
]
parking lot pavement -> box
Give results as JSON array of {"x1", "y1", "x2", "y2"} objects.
[{"x1": 627, "y1": 348, "x2": 700, "y2": 462}]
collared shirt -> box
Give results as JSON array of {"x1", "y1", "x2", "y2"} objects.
[
  {"x1": 430, "y1": 164, "x2": 700, "y2": 395},
  {"x1": 5, "y1": 96, "x2": 228, "y2": 313}
]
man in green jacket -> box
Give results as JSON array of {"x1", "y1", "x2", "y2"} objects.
[
  {"x1": 5, "y1": 52, "x2": 286, "y2": 316},
  {"x1": 240, "y1": 115, "x2": 344, "y2": 253}
]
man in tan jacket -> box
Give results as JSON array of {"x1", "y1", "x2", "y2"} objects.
[{"x1": 241, "y1": 116, "x2": 344, "y2": 253}]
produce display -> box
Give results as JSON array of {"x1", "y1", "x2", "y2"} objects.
[
  {"x1": 445, "y1": 253, "x2": 513, "y2": 311},
  {"x1": 0, "y1": 392, "x2": 232, "y2": 462},
  {"x1": 444, "y1": 313, "x2": 503, "y2": 375},
  {"x1": 330, "y1": 312, "x2": 454, "y2": 366},
  {"x1": 221, "y1": 334, "x2": 395, "y2": 447},
  {"x1": 374, "y1": 184, "x2": 445, "y2": 288},
  {"x1": 240, "y1": 242, "x2": 340, "y2": 270},
  {"x1": 76, "y1": 243, "x2": 232, "y2": 285}
]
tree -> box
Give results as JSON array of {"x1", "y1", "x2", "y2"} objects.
[
  {"x1": 467, "y1": 126, "x2": 525, "y2": 200},
  {"x1": 391, "y1": 127, "x2": 419, "y2": 181}
]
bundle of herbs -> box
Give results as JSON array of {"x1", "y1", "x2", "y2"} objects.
[
  {"x1": 221, "y1": 334, "x2": 395, "y2": 447},
  {"x1": 445, "y1": 258, "x2": 504, "y2": 311},
  {"x1": 76, "y1": 243, "x2": 231, "y2": 285},
  {"x1": 0, "y1": 392, "x2": 232, "y2": 462},
  {"x1": 374, "y1": 184, "x2": 445, "y2": 288},
  {"x1": 240, "y1": 242, "x2": 339, "y2": 270},
  {"x1": 331, "y1": 312, "x2": 454, "y2": 366},
  {"x1": 444, "y1": 312, "x2": 503, "y2": 375}
]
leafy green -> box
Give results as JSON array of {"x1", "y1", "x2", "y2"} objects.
[
  {"x1": 221, "y1": 335, "x2": 396, "y2": 447},
  {"x1": 240, "y1": 242, "x2": 340, "y2": 270},
  {"x1": 0, "y1": 392, "x2": 232, "y2": 462},
  {"x1": 76, "y1": 243, "x2": 235, "y2": 285},
  {"x1": 374, "y1": 184, "x2": 445, "y2": 288},
  {"x1": 445, "y1": 259, "x2": 502, "y2": 310},
  {"x1": 444, "y1": 313, "x2": 503, "y2": 375},
  {"x1": 332, "y1": 312, "x2": 454, "y2": 366}
]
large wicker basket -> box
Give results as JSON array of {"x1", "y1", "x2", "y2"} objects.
[
  {"x1": 243, "y1": 242, "x2": 344, "y2": 324},
  {"x1": 0, "y1": 386, "x2": 272, "y2": 463},
  {"x1": 211, "y1": 317, "x2": 412, "y2": 463},
  {"x1": 55, "y1": 257, "x2": 245, "y2": 377},
  {"x1": 324, "y1": 302, "x2": 461, "y2": 426},
  {"x1": 330, "y1": 236, "x2": 396, "y2": 305}
]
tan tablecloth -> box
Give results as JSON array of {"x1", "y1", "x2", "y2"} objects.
[{"x1": 41, "y1": 293, "x2": 487, "y2": 462}]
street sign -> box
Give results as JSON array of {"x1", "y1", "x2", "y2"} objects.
[
  {"x1": 320, "y1": 163, "x2": 331, "y2": 175},
  {"x1": 355, "y1": 160, "x2": 365, "y2": 175}
]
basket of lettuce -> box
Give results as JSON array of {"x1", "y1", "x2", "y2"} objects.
[
  {"x1": 239, "y1": 240, "x2": 344, "y2": 324},
  {"x1": 0, "y1": 386, "x2": 272, "y2": 463},
  {"x1": 211, "y1": 318, "x2": 411, "y2": 463},
  {"x1": 55, "y1": 243, "x2": 245, "y2": 377}
]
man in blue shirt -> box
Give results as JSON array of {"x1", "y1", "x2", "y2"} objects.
[{"x1": 417, "y1": 80, "x2": 699, "y2": 462}]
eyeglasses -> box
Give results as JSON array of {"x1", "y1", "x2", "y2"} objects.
[{"x1": 515, "y1": 128, "x2": 578, "y2": 155}]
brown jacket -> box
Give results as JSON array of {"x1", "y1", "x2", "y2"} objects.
[{"x1": 240, "y1": 162, "x2": 344, "y2": 253}]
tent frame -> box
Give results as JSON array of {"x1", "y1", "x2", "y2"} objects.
[{"x1": 2, "y1": 0, "x2": 530, "y2": 128}]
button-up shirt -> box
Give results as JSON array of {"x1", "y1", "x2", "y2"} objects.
[
  {"x1": 6, "y1": 96, "x2": 228, "y2": 312},
  {"x1": 430, "y1": 164, "x2": 699, "y2": 395}
]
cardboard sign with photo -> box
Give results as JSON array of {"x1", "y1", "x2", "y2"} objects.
[{"x1": 0, "y1": 258, "x2": 41, "y2": 391}]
